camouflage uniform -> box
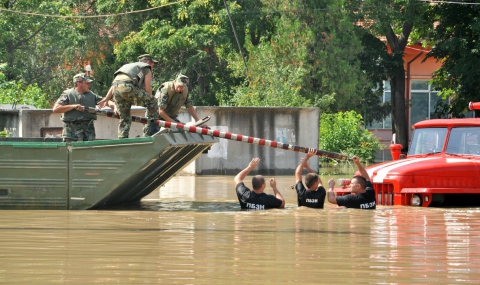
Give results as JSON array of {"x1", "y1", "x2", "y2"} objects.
[
  {"x1": 112, "y1": 61, "x2": 159, "y2": 138},
  {"x1": 56, "y1": 87, "x2": 103, "y2": 142},
  {"x1": 155, "y1": 74, "x2": 192, "y2": 121},
  {"x1": 62, "y1": 120, "x2": 96, "y2": 142}
]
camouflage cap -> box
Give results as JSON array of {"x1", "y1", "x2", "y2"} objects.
[
  {"x1": 73, "y1": 73, "x2": 93, "y2": 83},
  {"x1": 175, "y1": 74, "x2": 189, "y2": 87},
  {"x1": 138, "y1": 54, "x2": 158, "y2": 63}
]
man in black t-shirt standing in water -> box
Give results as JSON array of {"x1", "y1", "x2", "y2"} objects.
[
  {"x1": 327, "y1": 156, "x2": 376, "y2": 209},
  {"x1": 294, "y1": 148, "x2": 326, "y2": 208},
  {"x1": 234, "y1": 158, "x2": 285, "y2": 210}
]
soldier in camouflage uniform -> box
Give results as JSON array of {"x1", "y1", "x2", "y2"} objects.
[
  {"x1": 100, "y1": 54, "x2": 160, "y2": 138},
  {"x1": 53, "y1": 73, "x2": 104, "y2": 142},
  {"x1": 155, "y1": 74, "x2": 208, "y2": 128}
]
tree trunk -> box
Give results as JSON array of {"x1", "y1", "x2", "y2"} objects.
[
  {"x1": 390, "y1": 74, "x2": 409, "y2": 152},
  {"x1": 6, "y1": 40, "x2": 15, "y2": 81},
  {"x1": 198, "y1": 74, "x2": 206, "y2": 97},
  {"x1": 385, "y1": 22, "x2": 413, "y2": 153}
]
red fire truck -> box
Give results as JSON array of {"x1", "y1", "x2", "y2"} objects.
[{"x1": 337, "y1": 102, "x2": 480, "y2": 207}]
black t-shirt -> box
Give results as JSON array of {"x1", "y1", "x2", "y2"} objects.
[
  {"x1": 295, "y1": 181, "x2": 326, "y2": 208},
  {"x1": 336, "y1": 181, "x2": 376, "y2": 209},
  {"x1": 235, "y1": 182, "x2": 283, "y2": 210}
]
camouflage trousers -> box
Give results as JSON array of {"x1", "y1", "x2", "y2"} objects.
[
  {"x1": 62, "y1": 120, "x2": 95, "y2": 142},
  {"x1": 113, "y1": 82, "x2": 159, "y2": 138}
]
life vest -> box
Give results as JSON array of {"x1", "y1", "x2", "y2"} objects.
[
  {"x1": 114, "y1": 62, "x2": 151, "y2": 89},
  {"x1": 156, "y1": 81, "x2": 189, "y2": 117},
  {"x1": 61, "y1": 89, "x2": 97, "y2": 122}
]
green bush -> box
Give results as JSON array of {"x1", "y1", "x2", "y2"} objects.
[
  {"x1": 320, "y1": 111, "x2": 383, "y2": 163},
  {"x1": 0, "y1": 64, "x2": 50, "y2": 109}
]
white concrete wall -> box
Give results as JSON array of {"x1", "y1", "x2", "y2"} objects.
[
  {"x1": 2, "y1": 106, "x2": 320, "y2": 175},
  {"x1": 191, "y1": 107, "x2": 320, "y2": 175}
]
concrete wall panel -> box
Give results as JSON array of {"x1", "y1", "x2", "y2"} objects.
[{"x1": 191, "y1": 107, "x2": 319, "y2": 175}]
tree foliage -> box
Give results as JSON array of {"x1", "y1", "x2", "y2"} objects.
[
  {"x1": 0, "y1": 0, "x2": 394, "y2": 114},
  {"x1": 230, "y1": 0, "x2": 370, "y2": 111},
  {"x1": 319, "y1": 111, "x2": 383, "y2": 162},
  {"x1": 230, "y1": 40, "x2": 310, "y2": 107},
  {"x1": 0, "y1": 0, "x2": 118, "y2": 105},
  {"x1": 425, "y1": 3, "x2": 480, "y2": 118},
  {"x1": 0, "y1": 64, "x2": 49, "y2": 108}
]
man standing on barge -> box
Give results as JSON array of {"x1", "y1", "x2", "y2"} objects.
[
  {"x1": 99, "y1": 54, "x2": 160, "y2": 138},
  {"x1": 53, "y1": 73, "x2": 104, "y2": 142}
]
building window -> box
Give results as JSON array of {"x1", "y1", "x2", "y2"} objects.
[
  {"x1": 410, "y1": 80, "x2": 442, "y2": 126},
  {"x1": 367, "y1": 81, "x2": 391, "y2": 129},
  {"x1": 368, "y1": 80, "x2": 444, "y2": 129}
]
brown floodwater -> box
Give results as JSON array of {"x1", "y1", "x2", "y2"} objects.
[{"x1": 1, "y1": 174, "x2": 480, "y2": 284}]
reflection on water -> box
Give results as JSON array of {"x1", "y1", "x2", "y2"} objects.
[{"x1": 1, "y1": 175, "x2": 480, "y2": 284}]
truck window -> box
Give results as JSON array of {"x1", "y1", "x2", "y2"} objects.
[
  {"x1": 409, "y1": 128, "x2": 447, "y2": 155},
  {"x1": 446, "y1": 127, "x2": 480, "y2": 155}
]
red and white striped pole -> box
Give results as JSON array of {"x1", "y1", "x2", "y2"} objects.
[
  {"x1": 160, "y1": 120, "x2": 348, "y2": 160},
  {"x1": 94, "y1": 108, "x2": 349, "y2": 160}
]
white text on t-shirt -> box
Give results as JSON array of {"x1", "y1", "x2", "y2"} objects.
[
  {"x1": 360, "y1": 202, "x2": 376, "y2": 209},
  {"x1": 247, "y1": 203, "x2": 265, "y2": 210}
]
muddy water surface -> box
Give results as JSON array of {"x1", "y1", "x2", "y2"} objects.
[{"x1": 1, "y1": 175, "x2": 480, "y2": 284}]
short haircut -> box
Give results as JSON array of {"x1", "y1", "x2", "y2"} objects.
[
  {"x1": 252, "y1": 175, "x2": 265, "y2": 190},
  {"x1": 305, "y1": 173, "x2": 319, "y2": 189},
  {"x1": 352, "y1": 175, "x2": 367, "y2": 189}
]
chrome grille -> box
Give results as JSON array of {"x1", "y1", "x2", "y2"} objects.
[{"x1": 374, "y1": 183, "x2": 394, "y2": 206}]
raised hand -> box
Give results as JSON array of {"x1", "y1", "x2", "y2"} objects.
[{"x1": 248, "y1": 158, "x2": 260, "y2": 170}]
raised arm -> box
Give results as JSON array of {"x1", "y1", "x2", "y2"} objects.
[
  {"x1": 352, "y1": 156, "x2": 370, "y2": 181},
  {"x1": 327, "y1": 178, "x2": 337, "y2": 204},
  {"x1": 234, "y1": 158, "x2": 260, "y2": 185},
  {"x1": 303, "y1": 161, "x2": 315, "y2": 174},
  {"x1": 295, "y1": 148, "x2": 316, "y2": 182},
  {"x1": 270, "y1": 178, "x2": 285, "y2": 208}
]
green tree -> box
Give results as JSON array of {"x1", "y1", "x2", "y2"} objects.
[
  {"x1": 230, "y1": 43, "x2": 310, "y2": 107},
  {"x1": 298, "y1": 0, "x2": 368, "y2": 112},
  {"x1": 232, "y1": 0, "x2": 369, "y2": 110},
  {"x1": 349, "y1": 0, "x2": 431, "y2": 151},
  {"x1": 425, "y1": 3, "x2": 480, "y2": 118},
  {"x1": 319, "y1": 110, "x2": 383, "y2": 162},
  {"x1": 0, "y1": 1, "x2": 115, "y2": 106},
  {"x1": 0, "y1": 64, "x2": 49, "y2": 108}
]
